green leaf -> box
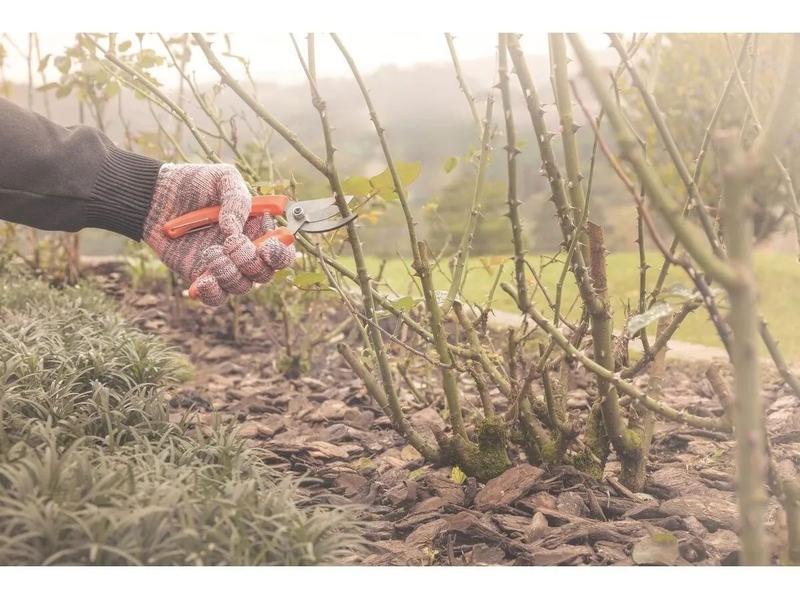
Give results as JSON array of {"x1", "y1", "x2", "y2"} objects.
[
  {"x1": 369, "y1": 169, "x2": 397, "y2": 199},
  {"x1": 354, "y1": 457, "x2": 376, "y2": 472},
  {"x1": 396, "y1": 161, "x2": 422, "y2": 186},
  {"x1": 55, "y1": 83, "x2": 73, "y2": 98},
  {"x1": 443, "y1": 156, "x2": 458, "y2": 173},
  {"x1": 292, "y1": 271, "x2": 327, "y2": 289},
  {"x1": 341, "y1": 175, "x2": 371, "y2": 197},
  {"x1": 658, "y1": 283, "x2": 697, "y2": 303},
  {"x1": 632, "y1": 532, "x2": 679, "y2": 565},
  {"x1": 369, "y1": 161, "x2": 422, "y2": 200},
  {"x1": 118, "y1": 40, "x2": 132, "y2": 53},
  {"x1": 104, "y1": 80, "x2": 120, "y2": 99},
  {"x1": 434, "y1": 289, "x2": 457, "y2": 306},
  {"x1": 408, "y1": 466, "x2": 429, "y2": 481},
  {"x1": 390, "y1": 296, "x2": 416, "y2": 313},
  {"x1": 54, "y1": 55, "x2": 71, "y2": 74},
  {"x1": 65, "y1": 45, "x2": 82, "y2": 59},
  {"x1": 359, "y1": 209, "x2": 383, "y2": 225},
  {"x1": 400, "y1": 445, "x2": 422, "y2": 462},
  {"x1": 36, "y1": 82, "x2": 59, "y2": 92},
  {"x1": 272, "y1": 269, "x2": 291, "y2": 284},
  {"x1": 38, "y1": 54, "x2": 51, "y2": 72},
  {"x1": 81, "y1": 59, "x2": 102, "y2": 76},
  {"x1": 137, "y1": 48, "x2": 163, "y2": 69},
  {"x1": 479, "y1": 255, "x2": 506, "y2": 274},
  {"x1": 422, "y1": 200, "x2": 439, "y2": 217},
  {"x1": 450, "y1": 466, "x2": 467, "y2": 485},
  {"x1": 257, "y1": 180, "x2": 292, "y2": 195},
  {"x1": 94, "y1": 69, "x2": 109, "y2": 85},
  {"x1": 628, "y1": 302, "x2": 672, "y2": 335}
]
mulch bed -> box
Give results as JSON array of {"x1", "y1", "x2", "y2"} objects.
[{"x1": 89, "y1": 264, "x2": 800, "y2": 565}]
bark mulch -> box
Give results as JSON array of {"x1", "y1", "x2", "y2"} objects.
[{"x1": 90, "y1": 265, "x2": 800, "y2": 565}]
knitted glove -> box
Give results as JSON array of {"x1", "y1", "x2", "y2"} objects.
[{"x1": 143, "y1": 163, "x2": 295, "y2": 306}]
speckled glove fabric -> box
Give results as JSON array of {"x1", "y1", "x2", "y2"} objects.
[{"x1": 143, "y1": 163, "x2": 295, "y2": 306}]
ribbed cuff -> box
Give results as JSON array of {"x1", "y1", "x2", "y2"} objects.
[{"x1": 85, "y1": 146, "x2": 163, "y2": 241}]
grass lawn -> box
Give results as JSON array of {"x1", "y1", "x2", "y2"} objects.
[{"x1": 343, "y1": 250, "x2": 800, "y2": 361}]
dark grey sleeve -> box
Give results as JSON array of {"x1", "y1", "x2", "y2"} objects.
[{"x1": 0, "y1": 97, "x2": 163, "y2": 241}]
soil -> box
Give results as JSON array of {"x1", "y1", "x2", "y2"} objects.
[{"x1": 88, "y1": 263, "x2": 800, "y2": 566}]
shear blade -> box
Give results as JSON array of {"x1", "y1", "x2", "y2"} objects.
[
  {"x1": 290, "y1": 195, "x2": 354, "y2": 217},
  {"x1": 299, "y1": 213, "x2": 357, "y2": 233},
  {"x1": 303, "y1": 204, "x2": 342, "y2": 223}
]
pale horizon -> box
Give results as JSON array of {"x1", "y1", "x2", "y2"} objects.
[{"x1": 1, "y1": 32, "x2": 609, "y2": 85}]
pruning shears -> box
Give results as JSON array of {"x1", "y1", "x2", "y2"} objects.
[
  {"x1": 162, "y1": 194, "x2": 356, "y2": 246},
  {"x1": 163, "y1": 195, "x2": 356, "y2": 300}
]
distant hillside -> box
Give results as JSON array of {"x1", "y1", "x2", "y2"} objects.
[
  {"x1": 4, "y1": 48, "x2": 633, "y2": 257},
  {"x1": 5, "y1": 49, "x2": 612, "y2": 179}
]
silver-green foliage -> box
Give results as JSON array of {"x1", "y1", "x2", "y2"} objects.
[{"x1": 0, "y1": 266, "x2": 362, "y2": 565}]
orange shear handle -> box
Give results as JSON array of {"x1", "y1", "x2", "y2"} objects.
[
  {"x1": 187, "y1": 227, "x2": 295, "y2": 300},
  {"x1": 162, "y1": 195, "x2": 289, "y2": 239},
  {"x1": 253, "y1": 227, "x2": 295, "y2": 247}
]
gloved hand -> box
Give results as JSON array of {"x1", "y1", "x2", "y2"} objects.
[{"x1": 143, "y1": 163, "x2": 295, "y2": 306}]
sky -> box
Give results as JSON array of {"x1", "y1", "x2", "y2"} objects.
[{"x1": 1, "y1": 33, "x2": 609, "y2": 84}]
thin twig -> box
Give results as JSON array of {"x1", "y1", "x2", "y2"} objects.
[
  {"x1": 445, "y1": 33, "x2": 483, "y2": 136},
  {"x1": 608, "y1": 33, "x2": 724, "y2": 260},
  {"x1": 192, "y1": 33, "x2": 330, "y2": 177},
  {"x1": 331, "y1": 32, "x2": 471, "y2": 439},
  {"x1": 502, "y1": 283, "x2": 730, "y2": 433},
  {"x1": 498, "y1": 33, "x2": 529, "y2": 311},
  {"x1": 568, "y1": 34, "x2": 741, "y2": 291}
]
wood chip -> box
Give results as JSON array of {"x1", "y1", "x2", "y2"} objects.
[
  {"x1": 660, "y1": 495, "x2": 738, "y2": 531},
  {"x1": 516, "y1": 545, "x2": 594, "y2": 566},
  {"x1": 557, "y1": 491, "x2": 590, "y2": 518},
  {"x1": 491, "y1": 514, "x2": 533, "y2": 538},
  {"x1": 203, "y1": 345, "x2": 237, "y2": 361},
  {"x1": 526, "y1": 512, "x2": 549, "y2": 543},
  {"x1": 307, "y1": 441, "x2": 351, "y2": 460},
  {"x1": 411, "y1": 496, "x2": 446, "y2": 515},
  {"x1": 405, "y1": 518, "x2": 448, "y2": 548},
  {"x1": 705, "y1": 529, "x2": 740, "y2": 564},
  {"x1": 426, "y1": 474, "x2": 466, "y2": 506},
  {"x1": 467, "y1": 544, "x2": 506, "y2": 565},
  {"x1": 474, "y1": 465, "x2": 545, "y2": 510},
  {"x1": 308, "y1": 399, "x2": 348, "y2": 422}
]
